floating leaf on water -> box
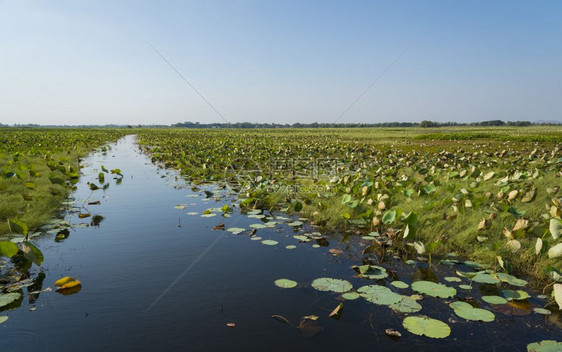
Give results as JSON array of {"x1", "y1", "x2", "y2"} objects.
[
  {"x1": 285, "y1": 245, "x2": 297, "y2": 250},
  {"x1": 0, "y1": 316, "x2": 8, "y2": 324},
  {"x1": 293, "y1": 235, "x2": 310, "y2": 242},
  {"x1": 353, "y1": 265, "x2": 388, "y2": 280},
  {"x1": 201, "y1": 213, "x2": 216, "y2": 218},
  {"x1": 501, "y1": 289, "x2": 530, "y2": 301},
  {"x1": 444, "y1": 277, "x2": 462, "y2": 283},
  {"x1": 402, "y1": 316, "x2": 450, "y2": 339},
  {"x1": 311, "y1": 278, "x2": 352, "y2": 293},
  {"x1": 527, "y1": 340, "x2": 562, "y2": 352},
  {"x1": 440, "y1": 259, "x2": 459, "y2": 266},
  {"x1": 174, "y1": 204, "x2": 187, "y2": 210},
  {"x1": 262, "y1": 240, "x2": 278, "y2": 246},
  {"x1": 533, "y1": 308, "x2": 551, "y2": 315},
  {"x1": 287, "y1": 221, "x2": 303, "y2": 227},
  {"x1": 411, "y1": 281, "x2": 456, "y2": 298},
  {"x1": 341, "y1": 292, "x2": 360, "y2": 300},
  {"x1": 248, "y1": 214, "x2": 266, "y2": 219},
  {"x1": 482, "y1": 295, "x2": 508, "y2": 305},
  {"x1": 312, "y1": 244, "x2": 320, "y2": 248},
  {"x1": 449, "y1": 301, "x2": 495, "y2": 322},
  {"x1": 274, "y1": 279, "x2": 297, "y2": 289},
  {"x1": 226, "y1": 227, "x2": 246, "y2": 234},
  {"x1": 385, "y1": 328, "x2": 401, "y2": 338},
  {"x1": 472, "y1": 272, "x2": 500, "y2": 284},
  {"x1": 249, "y1": 223, "x2": 267, "y2": 229},
  {"x1": 302, "y1": 315, "x2": 318, "y2": 321},
  {"x1": 271, "y1": 315, "x2": 290, "y2": 324},
  {"x1": 329, "y1": 248, "x2": 343, "y2": 256},
  {"x1": 0, "y1": 292, "x2": 21, "y2": 308},
  {"x1": 329, "y1": 302, "x2": 343, "y2": 319},
  {"x1": 459, "y1": 284, "x2": 472, "y2": 290},
  {"x1": 405, "y1": 259, "x2": 416, "y2": 266},
  {"x1": 358, "y1": 285, "x2": 402, "y2": 306},
  {"x1": 390, "y1": 296, "x2": 422, "y2": 313},
  {"x1": 250, "y1": 236, "x2": 262, "y2": 241},
  {"x1": 494, "y1": 273, "x2": 528, "y2": 287},
  {"x1": 391, "y1": 281, "x2": 409, "y2": 289}
]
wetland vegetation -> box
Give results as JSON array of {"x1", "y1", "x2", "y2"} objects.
[{"x1": 1, "y1": 126, "x2": 561, "y2": 351}]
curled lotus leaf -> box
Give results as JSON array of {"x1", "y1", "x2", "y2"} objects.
[
  {"x1": 311, "y1": 278, "x2": 352, "y2": 293},
  {"x1": 402, "y1": 315, "x2": 450, "y2": 339},
  {"x1": 411, "y1": 280, "x2": 456, "y2": 298}
]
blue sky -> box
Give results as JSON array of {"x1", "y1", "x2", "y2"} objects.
[{"x1": 1, "y1": 0, "x2": 561, "y2": 125}]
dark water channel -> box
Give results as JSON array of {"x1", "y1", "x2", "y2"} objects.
[{"x1": 1, "y1": 136, "x2": 560, "y2": 351}]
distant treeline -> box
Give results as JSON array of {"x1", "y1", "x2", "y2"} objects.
[
  {"x1": 2, "y1": 120, "x2": 560, "y2": 128},
  {"x1": 172, "y1": 120, "x2": 557, "y2": 128}
]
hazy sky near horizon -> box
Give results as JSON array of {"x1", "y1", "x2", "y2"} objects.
[{"x1": 1, "y1": 1, "x2": 561, "y2": 125}]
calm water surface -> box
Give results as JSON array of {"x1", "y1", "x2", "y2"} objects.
[{"x1": 1, "y1": 136, "x2": 560, "y2": 351}]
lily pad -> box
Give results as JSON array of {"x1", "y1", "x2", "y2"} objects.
[
  {"x1": 459, "y1": 284, "x2": 472, "y2": 290},
  {"x1": 390, "y1": 296, "x2": 422, "y2": 313},
  {"x1": 274, "y1": 279, "x2": 297, "y2": 289},
  {"x1": 482, "y1": 295, "x2": 508, "y2": 305},
  {"x1": 501, "y1": 289, "x2": 530, "y2": 301},
  {"x1": 354, "y1": 265, "x2": 388, "y2": 280},
  {"x1": 472, "y1": 272, "x2": 500, "y2": 284},
  {"x1": 0, "y1": 292, "x2": 21, "y2": 308},
  {"x1": 402, "y1": 316, "x2": 450, "y2": 339},
  {"x1": 341, "y1": 292, "x2": 360, "y2": 300},
  {"x1": 287, "y1": 221, "x2": 303, "y2": 227},
  {"x1": 411, "y1": 281, "x2": 456, "y2": 298},
  {"x1": 285, "y1": 245, "x2": 297, "y2": 250},
  {"x1": 450, "y1": 301, "x2": 495, "y2": 322},
  {"x1": 391, "y1": 281, "x2": 409, "y2": 289},
  {"x1": 250, "y1": 236, "x2": 262, "y2": 241},
  {"x1": 311, "y1": 278, "x2": 353, "y2": 293},
  {"x1": 527, "y1": 340, "x2": 562, "y2": 352},
  {"x1": 444, "y1": 277, "x2": 462, "y2": 283},
  {"x1": 0, "y1": 316, "x2": 8, "y2": 324},
  {"x1": 226, "y1": 227, "x2": 246, "y2": 234},
  {"x1": 357, "y1": 285, "x2": 402, "y2": 306},
  {"x1": 533, "y1": 308, "x2": 551, "y2": 315},
  {"x1": 262, "y1": 240, "x2": 278, "y2": 246}
]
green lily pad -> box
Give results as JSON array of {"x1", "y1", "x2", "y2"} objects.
[
  {"x1": 472, "y1": 272, "x2": 500, "y2": 284},
  {"x1": 274, "y1": 279, "x2": 297, "y2": 288},
  {"x1": 201, "y1": 213, "x2": 217, "y2": 218},
  {"x1": 285, "y1": 245, "x2": 297, "y2": 250},
  {"x1": 402, "y1": 316, "x2": 450, "y2": 339},
  {"x1": 459, "y1": 284, "x2": 472, "y2": 290},
  {"x1": 0, "y1": 292, "x2": 21, "y2": 308},
  {"x1": 287, "y1": 221, "x2": 303, "y2": 227},
  {"x1": 390, "y1": 296, "x2": 422, "y2": 313},
  {"x1": 411, "y1": 281, "x2": 456, "y2": 298},
  {"x1": 482, "y1": 295, "x2": 508, "y2": 305},
  {"x1": 495, "y1": 273, "x2": 528, "y2": 287},
  {"x1": 262, "y1": 240, "x2": 278, "y2": 246},
  {"x1": 248, "y1": 214, "x2": 266, "y2": 219},
  {"x1": 0, "y1": 316, "x2": 8, "y2": 324},
  {"x1": 527, "y1": 340, "x2": 562, "y2": 352},
  {"x1": 354, "y1": 265, "x2": 388, "y2": 280},
  {"x1": 311, "y1": 278, "x2": 353, "y2": 293},
  {"x1": 226, "y1": 227, "x2": 246, "y2": 234},
  {"x1": 341, "y1": 292, "x2": 360, "y2": 300},
  {"x1": 358, "y1": 285, "x2": 402, "y2": 306},
  {"x1": 444, "y1": 277, "x2": 462, "y2": 283},
  {"x1": 391, "y1": 281, "x2": 409, "y2": 289},
  {"x1": 533, "y1": 308, "x2": 551, "y2": 315},
  {"x1": 501, "y1": 289, "x2": 530, "y2": 301},
  {"x1": 449, "y1": 301, "x2": 495, "y2": 322},
  {"x1": 249, "y1": 223, "x2": 267, "y2": 229},
  {"x1": 250, "y1": 236, "x2": 262, "y2": 241},
  {"x1": 293, "y1": 235, "x2": 310, "y2": 242}
]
